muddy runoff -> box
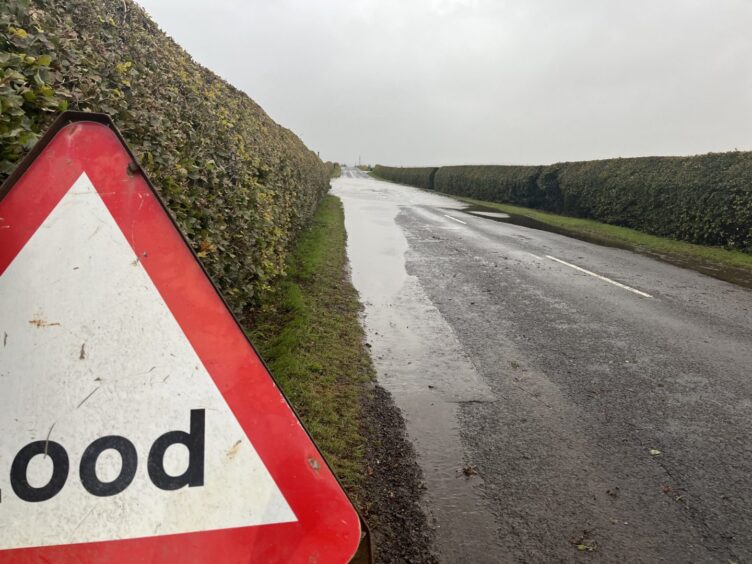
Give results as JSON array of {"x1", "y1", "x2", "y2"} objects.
[{"x1": 332, "y1": 178, "x2": 501, "y2": 561}]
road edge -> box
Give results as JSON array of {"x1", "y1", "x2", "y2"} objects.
[{"x1": 250, "y1": 195, "x2": 437, "y2": 563}]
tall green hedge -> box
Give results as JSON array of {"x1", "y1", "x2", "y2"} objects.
[
  {"x1": 377, "y1": 155, "x2": 752, "y2": 251},
  {"x1": 1, "y1": 0, "x2": 330, "y2": 313},
  {"x1": 550, "y1": 154, "x2": 752, "y2": 249},
  {"x1": 373, "y1": 165, "x2": 438, "y2": 190},
  {"x1": 434, "y1": 165, "x2": 545, "y2": 208}
]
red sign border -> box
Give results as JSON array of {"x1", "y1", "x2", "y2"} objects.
[{"x1": 0, "y1": 112, "x2": 371, "y2": 563}]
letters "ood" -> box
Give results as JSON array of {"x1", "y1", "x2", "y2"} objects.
[{"x1": 9, "y1": 409, "x2": 205, "y2": 502}]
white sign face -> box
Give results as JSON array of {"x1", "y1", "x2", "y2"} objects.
[{"x1": 0, "y1": 173, "x2": 296, "y2": 550}]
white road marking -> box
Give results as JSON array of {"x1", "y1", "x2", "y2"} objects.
[
  {"x1": 526, "y1": 252, "x2": 542, "y2": 260},
  {"x1": 545, "y1": 255, "x2": 653, "y2": 298},
  {"x1": 444, "y1": 214, "x2": 467, "y2": 225}
]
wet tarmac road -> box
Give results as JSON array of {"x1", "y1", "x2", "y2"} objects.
[{"x1": 332, "y1": 169, "x2": 752, "y2": 563}]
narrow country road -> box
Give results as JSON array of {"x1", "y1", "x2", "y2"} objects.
[{"x1": 333, "y1": 168, "x2": 752, "y2": 563}]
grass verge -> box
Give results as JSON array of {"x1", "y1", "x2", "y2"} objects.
[
  {"x1": 248, "y1": 195, "x2": 374, "y2": 493},
  {"x1": 450, "y1": 195, "x2": 752, "y2": 284},
  {"x1": 248, "y1": 194, "x2": 437, "y2": 562}
]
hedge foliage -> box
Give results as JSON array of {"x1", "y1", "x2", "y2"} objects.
[
  {"x1": 551, "y1": 155, "x2": 752, "y2": 249},
  {"x1": 1, "y1": 0, "x2": 330, "y2": 312},
  {"x1": 378, "y1": 155, "x2": 752, "y2": 252},
  {"x1": 325, "y1": 161, "x2": 341, "y2": 178},
  {"x1": 373, "y1": 165, "x2": 437, "y2": 190},
  {"x1": 434, "y1": 165, "x2": 545, "y2": 208}
]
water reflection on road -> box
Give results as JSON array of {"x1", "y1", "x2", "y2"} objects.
[{"x1": 332, "y1": 173, "x2": 502, "y2": 561}]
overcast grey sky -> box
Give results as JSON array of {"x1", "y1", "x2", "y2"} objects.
[{"x1": 136, "y1": 0, "x2": 752, "y2": 166}]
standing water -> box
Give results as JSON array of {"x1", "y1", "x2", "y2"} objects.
[{"x1": 332, "y1": 172, "x2": 502, "y2": 561}]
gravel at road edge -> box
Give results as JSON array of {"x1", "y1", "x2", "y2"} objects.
[{"x1": 360, "y1": 383, "x2": 438, "y2": 564}]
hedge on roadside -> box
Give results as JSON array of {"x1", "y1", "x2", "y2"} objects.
[
  {"x1": 377, "y1": 155, "x2": 752, "y2": 252},
  {"x1": 373, "y1": 165, "x2": 438, "y2": 190},
  {"x1": 551, "y1": 154, "x2": 752, "y2": 249},
  {"x1": 325, "y1": 161, "x2": 342, "y2": 178},
  {"x1": 434, "y1": 165, "x2": 546, "y2": 208},
  {"x1": 1, "y1": 0, "x2": 330, "y2": 313}
]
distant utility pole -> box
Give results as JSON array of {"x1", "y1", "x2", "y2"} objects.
[{"x1": 358, "y1": 155, "x2": 361, "y2": 166}]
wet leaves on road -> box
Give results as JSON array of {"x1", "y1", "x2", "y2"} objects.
[
  {"x1": 462, "y1": 464, "x2": 478, "y2": 477},
  {"x1": 571, "y1": 530, "x2": 598, "y2": 552}
]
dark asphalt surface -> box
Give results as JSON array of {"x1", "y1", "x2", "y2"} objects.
[{"x1": 334, "y1": 169, "x2": 752, "y2": 563}]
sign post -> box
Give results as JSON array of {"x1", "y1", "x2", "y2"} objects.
[{"x1": 0, "y1": 113, "x2": 370, "y2": 563}]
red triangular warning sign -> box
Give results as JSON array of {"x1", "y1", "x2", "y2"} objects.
[{"x1": 0, "y1": 114, "x2": 364, "y2": 563}]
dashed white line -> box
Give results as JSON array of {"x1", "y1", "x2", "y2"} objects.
[
  {"x1": 444, "y1": 214, "x2": 467, "y2": 225},
  {"x1": 545, "y1": 255, "x2": 653, "y2": 298}
]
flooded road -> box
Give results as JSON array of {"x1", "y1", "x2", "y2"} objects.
[
  {"x1": 334, "y1": 169, "x2": 499, "y2": 560},
  {"x1": 332, "y1": 168, "x2": 752, "y2": 563}
]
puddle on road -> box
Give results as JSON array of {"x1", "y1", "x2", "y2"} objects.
[
  {"x1": 468, "y1": 210, "x2": 510, "y2": 219},
  {"x1": 461, "y1": 204, "x2": 635, "y2": 250},
  {"x1": 332, "y1": 179, "x2": 502, "y2": 561},
  {"x1": 462, "y1": 204, "x2": 752, "y2": 290}
]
